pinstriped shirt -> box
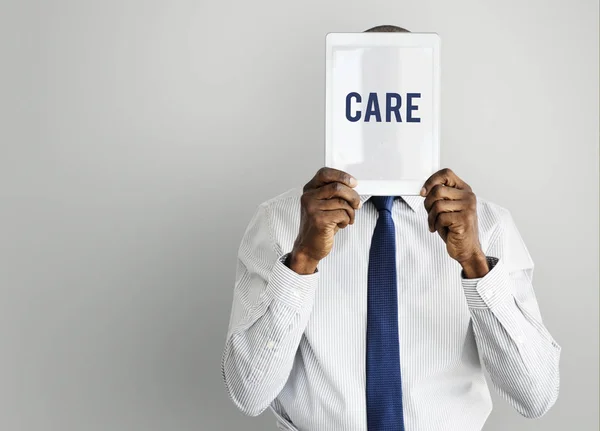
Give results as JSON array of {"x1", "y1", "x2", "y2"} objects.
[{"x1": 221, "y1": 188, "x2": 561, "y2": 430}]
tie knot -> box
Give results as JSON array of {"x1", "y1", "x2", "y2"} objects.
[{"x1": 370, "y1": 196, "x2": 395, "y2": 212}]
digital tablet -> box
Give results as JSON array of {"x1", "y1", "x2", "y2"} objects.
[{"x1": 325, "y1": 32, "x2": 441, "y2": 196}]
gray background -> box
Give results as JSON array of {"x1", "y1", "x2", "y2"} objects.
[{"x1": 1, "y1": 0, "x2": 598, "y2": 430}]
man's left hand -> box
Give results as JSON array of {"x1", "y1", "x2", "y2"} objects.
[{"x1": 420, "y1": 168, "x2": 489, "y2": 279}]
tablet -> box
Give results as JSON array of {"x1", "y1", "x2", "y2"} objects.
[{"x1": 325, "y1": 32, "x2": 441, "y2": 196}]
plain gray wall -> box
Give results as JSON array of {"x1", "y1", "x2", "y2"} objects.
[{"x1": 1, "y1": 0, "x2": 598, "y2": 430}]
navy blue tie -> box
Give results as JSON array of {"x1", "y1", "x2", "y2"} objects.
[{"x1": 366, "y1": 196, "x2": 405, "y2": 431}]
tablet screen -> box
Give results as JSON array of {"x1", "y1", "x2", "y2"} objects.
[{"x1": 326, "y1": 33, "x2": 440, "y2": 195}]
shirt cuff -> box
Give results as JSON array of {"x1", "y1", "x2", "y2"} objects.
[
  {"x1": 265, "y1": 253, "x2": 320, "y2": 310},
  {"x1": 462, "y1": 257, "x2": 513, "y2": 309}
]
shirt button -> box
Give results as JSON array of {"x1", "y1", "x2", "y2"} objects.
[
  {"x1": 266, "y1": 340, "x2": 275, "y2": 349},
  {"x1": 515, "y1": 335, "x2": 525, "y2": 344},
  {"x1": 292, "y1": 289, "x2": 301, "y2": 298}
]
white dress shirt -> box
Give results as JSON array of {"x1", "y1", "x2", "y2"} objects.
[{"x1": 221, "y1": 188, "x2": 561, "y2": 430}]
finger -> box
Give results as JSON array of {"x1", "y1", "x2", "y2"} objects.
[
  {"x1": 434, "y1": 211, "x2": 462, "y2": 232},
  {"x1": 304, "y1": 167, "x2": 358, "y2": 192},
  {"x1": 315, "y1": 182, "x2": 362, "y2": 209},
  {"x1": 420, "y1": 168, "x2": 472, "y2": 196},
  {"x1": 319, "y1": 209, "x2": 351, "y2": 230},
  {"x1": 427, "y1": 199, "x2": 468, "y2": 232},
  {"x1": 423, "y1": 184, "x2": 466, "y2": 212},
  {"x1": 314, "y1": 197, "x2": 356, "y2": 224}
]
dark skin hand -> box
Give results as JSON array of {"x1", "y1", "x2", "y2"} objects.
[
  {"x1": 420, "y1": 168, "x2": 489, "y2": 279},
  {"x1": 289, "y1": 166, "x2": 488, "y2": 279},
  {"x1": 289, "y1": 167, "x2": 362, "y2": 275}
]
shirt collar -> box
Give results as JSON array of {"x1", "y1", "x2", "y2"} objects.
[{"x1": 359, "y1": 195, "x2": 424, "y2": 213}]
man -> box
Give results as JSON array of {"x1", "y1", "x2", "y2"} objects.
[{"x1": 221, "y1": 25, "x2": 561, "y2": 431}]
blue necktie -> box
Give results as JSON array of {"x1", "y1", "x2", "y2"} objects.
[{"x1": 366, "y1": 196, "x2": 405, "y2": 431}]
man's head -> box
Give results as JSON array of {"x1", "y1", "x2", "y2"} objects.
[{"x1": 364, "y1": 25, "x2": 410, "y2": 33}]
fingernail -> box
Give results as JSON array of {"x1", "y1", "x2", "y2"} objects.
[
  {"x1": 420, "y1": 187, "x2": 426, "y2": 196},
  {"x1": 358, "y1": 201, "x2": 363, "y2": 209},
  {"x1": 349, "y1": 177, "x2": 358, "y2": 187}
]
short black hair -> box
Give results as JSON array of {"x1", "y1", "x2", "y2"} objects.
[{"x1": 364, "y1": 25, "x2": 410, "y2": 33}]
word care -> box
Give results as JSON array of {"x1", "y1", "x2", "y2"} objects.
[{"x1": 345, "y1": 92, "x2": 422, "y2": 123}]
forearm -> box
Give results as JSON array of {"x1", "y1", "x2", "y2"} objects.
[
  {"x1": 286, "y1": 248, "x2": 319, "y2": 275},
  {"x1": 222, "y1": 253, "x2": 318, "y2": 416},
  {"x1": 463, "y1": 258, "x2": 561, "y2": 418},
  {"x1": 469, "y1": 305, "x2": 561, "y2": 418}
]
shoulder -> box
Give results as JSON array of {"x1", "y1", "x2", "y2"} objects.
[
  {"x1": 476, "y1": 197, "x2": 512, "y2": 229},
  {"x1": 258, "y1": 187, "x2": 303, "y2": 215},
  {"x1": 475, "y1": 197, "x2": 515, "y2": 250},
  {"x1": 254, "y1": 188, "x2": 303, "y2": 248},
  {"x1": 476, "y1": 196, "x2": 533, "y2": 267}
]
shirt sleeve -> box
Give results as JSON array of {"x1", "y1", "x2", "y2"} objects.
[
  {"x1": 221, "y1": 202, "x2": 319, "y2": 417},
  {"x1": 461, "y1": 207, "x2": 561, "y2": 419}
]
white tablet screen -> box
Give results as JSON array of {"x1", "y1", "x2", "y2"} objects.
[{"x1": 326, "y1": 34, "x2": 440, "y2": 195}]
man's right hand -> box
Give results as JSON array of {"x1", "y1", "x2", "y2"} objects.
[{"x1": 288, "y1": 168, "x2": 362, "y2": 275}]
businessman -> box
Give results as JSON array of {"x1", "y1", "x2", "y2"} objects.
[{"x1": 221, "y1": 25, "x2": 561, "y2": 431}]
